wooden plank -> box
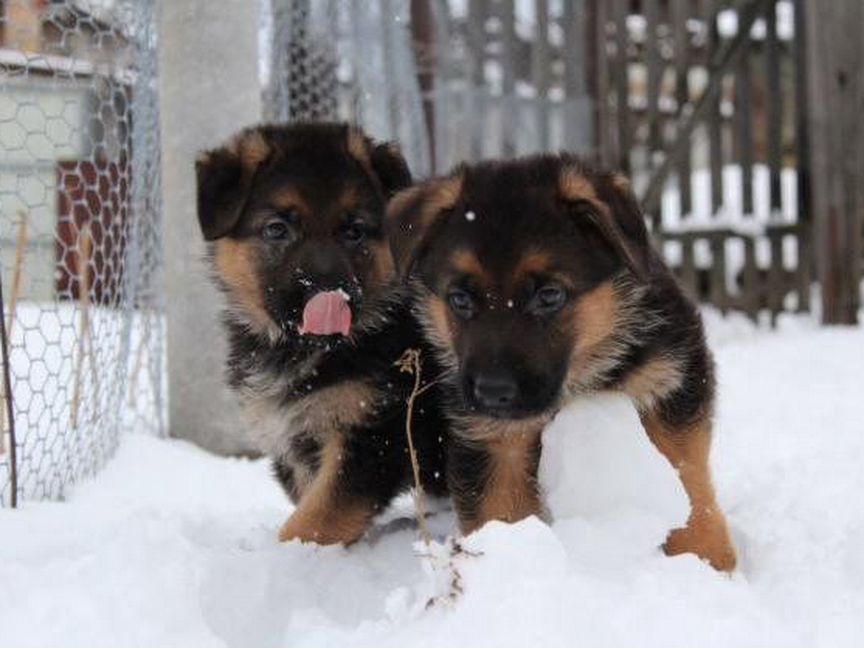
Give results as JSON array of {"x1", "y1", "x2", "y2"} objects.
[
  {"x1": 672, "y1": 0, "x2": 693, "y2": 218},
  {"x1": 709, "y1": 233, "x2": 728, "y2": 312},
  {"x1": 562, "y1": 0, "x2": 587, "y2": 150},
  {"x1": 533, "y1": 0, "x2": 551, "y2": 151},
  {"x1": 765, "y1": 0, "x2": 783, "y2": 213},
  {"x1": 589, "y1": 0, "x2": 613, "y2": 166},
  {"x1": 500, "y1": 0, "x2": 517, "y2": 156},
  {"x1": 614, "y1": 0, "x2": 631, "y2": 173},
  {"x1": 741, "y1": 236, "x2": 760, "y2": 320},
  {"x1": 792, "y1": 0, "x2": 811, "y2": 312},
  {"x1": 466, "y1": 0, "x2": 486, "y2": 159},
  {"x1": 804, "y1": 0, "x2": 863, "y2": 323},
  {"x1": 644, "y1": 0, "x2": 662, "y2": 156},
  {"x1": 735, "y1": 31, "x2": 754, "y2": 216},
  {"x1": 767, "y1": 229, "x2": 785, "y2": 321},
  {"x1": 707, "y1": 0, "x2": 724, "y2": 215},
  {"x1": 681, "y1": 238, "x2": 699, "y2": 299},
  {"x1": 410, "y1": 0, "x2": 437, "y2": 173}
]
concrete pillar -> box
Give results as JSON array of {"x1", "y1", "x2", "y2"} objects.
[{"x1": 159, "y1": 0, "x2": 262, "y2": 454}]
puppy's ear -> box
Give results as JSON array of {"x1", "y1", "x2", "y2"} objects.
[
  {"x1": 196, "y1": 129, "x2": 271, "y2": 241},
  {"x1": 559, "y1": 167, "x2": 650, "y2": 280},
  {"x1": 369, "y1": 142, "x2": 412, "y2": 197},
  {"x1": 386, "y1": 174, "x2": 464, "y2": 279},
  {"x1": 346, "y1": 126, "x2": 412, "y2": 197}
]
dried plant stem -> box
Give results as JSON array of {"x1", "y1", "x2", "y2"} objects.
[
  {"x1": 397, "y1": 348, "x2": 444, "y2": 545},
  {"x1": 1, "y1": 214, "x2": 27, "y2": 459},
  {"x1": 71, "y1": 227, "x2": 96, "y2": 430},
  {"x1": 6, "y1": 213, "x2": 28, "y2": 340}
]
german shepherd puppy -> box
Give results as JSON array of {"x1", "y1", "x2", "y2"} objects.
[
  {"x1": 196, "y1": 123, "x2": 449, "y2": 545},
  {"x1": 386, "y1": 154, "x2": 737, "y2": 571}
]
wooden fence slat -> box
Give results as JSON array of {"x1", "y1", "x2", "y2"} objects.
[
  {"x1": 562, "y1": 0, "x2": 587, "y2": 151},
  {"x1": 709, "y1": 234, "x2": 728, "y2": 312},
  {"x1": 640, "y1": 0, "x2": 768, "y2": 217},
  {"x1": 533, "y1": 0, "x2": 551, "y2": 151},
  {"x1": 792, "y1": 0, "x2": 811, "y2": 312},
  {"x1": 765, "y1": 0, "x2": 783, "y2": 213},
  {"x1": 645, "y1": 0, "x2": 662, "y2": 155},
  {"x1": 735, "y1": 32, "x2": 754, "y2": 216},
  {"x1": 466, "y1": 0, "x2": 486, "y2": 159},
  {"x1": 614, "y1": 0, "x2": 631, "y2": 173},
  {"x1": 741, "y1": 236, "x2": 760, "y2": 320},
  {"x1": 673, "y1": 0, "x2": 693, "y2": 218},
  {"x1": 681, "y1": 238, "x2": 699, "y2": 298},
  {"x1": 707, "y1": 0, "x2": 724, "y2": 216},
  {"x1": 499, "y1": 0, "x2": 517, "y2": 156}
]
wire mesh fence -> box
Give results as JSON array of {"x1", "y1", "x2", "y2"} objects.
[{"x1": 0, "y1": 0, "x2": 164, "y2": 506}]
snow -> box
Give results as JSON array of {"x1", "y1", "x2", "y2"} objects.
[{"x1": 2, "y1": 313, "x2": 864, "y2": 647}]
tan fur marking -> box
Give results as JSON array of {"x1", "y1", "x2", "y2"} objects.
[
  {"x1": 388, "y1": 175, "x2": 463, "y2": 229},
  {"x1": 284, "y1": 381, "x2": 379, "y2": 436},
  {"x1": 572, "y1": 280, "x2": 618, "y2": 356},
  {"x1": 213, "y1": 239, "x2": 275, "y2": 335},
  {"x1": 640, "y1": 411, "x2": 737, "y2": 571},
  {"x1": 368, "y1": 240, "x2": 396, "y2": 285},
  {"x1": 346, "y1": 126, "x2": 371, "y2": 167},
  {"x1": 463, "y1": 429, "x2": 544, "y2": 534},
  {"x1": 455, "y1": 413, "x2": 550, "y2": 442},
  {"x1": 269, "y1": 187, "x2": 310, "y2": 214},
  {"x1": 612, "y1": 173, "x2": 632, "y2": 192},
  {"x1": 419, "y1": 175, "x2": 464, "y2": 228},
  {"x1": 450, "y1": 249, "x2": 487, "y2": 279},
  {"x1": 512, "y1": 249, "x2": 553, "y2": 282},
  {"x1": 559, "y1": 168, "x2": 599, "y2": 202},
  {"x1": 236, "y1": 130, "x2": 270, "y2": 170},
  {"x1": 278, "y1": 434, "x2": 375, "y2": 544},
  {"x1": 622, "y1": 355, "x2": 685, "y2": 412},
  {"x1": 420, "y1": 293, "x2": 455, "y2": 354}
]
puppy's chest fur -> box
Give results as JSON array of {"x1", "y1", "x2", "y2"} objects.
[{"x1": 224, "y1": 300, "x2": 429, "y2": 461}]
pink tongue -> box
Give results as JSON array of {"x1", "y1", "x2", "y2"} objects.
[{"x1": 299, "y1": 291, "x2": 352, "y2": 336}]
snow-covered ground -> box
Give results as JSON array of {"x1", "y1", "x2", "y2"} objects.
[{"x1": 1, "y1": 312, "x2": 863, "y2": 648}]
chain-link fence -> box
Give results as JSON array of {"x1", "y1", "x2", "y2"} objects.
[{"x1": 0, "y1": 0, "x2": 164, "y2": 506}]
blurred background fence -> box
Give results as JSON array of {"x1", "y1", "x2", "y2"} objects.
[
  {"x1": 2, "y1": 0, "x2": 861, "y2": 504},
  {"x1": 0, "y1": 0, "x2": 163, "y2": 506}
]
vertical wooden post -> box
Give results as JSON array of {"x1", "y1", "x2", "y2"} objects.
[
  {"x1": 805, "y1": 0, "x2": 864, "y2": 324},
  {"x1": 410, "y1": 0, "x2": 436, "y2": 173}
]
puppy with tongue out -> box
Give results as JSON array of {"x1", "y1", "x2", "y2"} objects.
[
  {"x1": 299, "y1": 290, "x2": 352, "y2": 337},
  {"x1": 196, "y1": 122, "x2": 451, "y2": 548}
]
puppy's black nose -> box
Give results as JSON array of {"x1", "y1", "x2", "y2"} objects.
[{"x1": 472, "y1": 372, "x2": 518, "y2": 409}]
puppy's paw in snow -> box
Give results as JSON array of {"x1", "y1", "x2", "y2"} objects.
[
  {"x1": 278, "y1": 503, "x2": 372, "y2": 546},
  {"x1": 663, "y1": 514, "x2": 737, "y2": 572}
]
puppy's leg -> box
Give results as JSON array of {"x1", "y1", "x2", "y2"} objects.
[
  {"x1": 448, "y1": 427, "x2": 544, "y2": 535},
  {"x1": 639, "y1": 408, "x2": 736, "y2": 571},
  {"x1": 278, "y1": 434, "x2": 376, "y2": 545}
]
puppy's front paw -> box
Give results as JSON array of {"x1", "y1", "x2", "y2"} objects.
[
  {"x1": 278, "y1": 504, "x2": 371, "y2": 546},
  {"x1": 663, "y1": 513, "x2": 737, "y2": 572}
]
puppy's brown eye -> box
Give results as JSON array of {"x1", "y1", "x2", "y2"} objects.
[
  {"x1": 447, "y1": 288, "x2": 476, "y2": 319},
  {"x1": 262, "y1": 221, "x2": 290, "y2": 240},
  {"x1": 529, "y1": 283, "x2": 567, "y2": 315}
]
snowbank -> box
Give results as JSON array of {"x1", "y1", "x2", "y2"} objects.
[{"x1": 1, "y1": 315, "x2": 863, "y2": 647}]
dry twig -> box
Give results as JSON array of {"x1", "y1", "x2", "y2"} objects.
[{"x1": 395, "y1": 348, "x2": 434, "y2": 544}]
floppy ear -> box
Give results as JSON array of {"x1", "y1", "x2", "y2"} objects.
[
  {"x1": 346, "y1": 125, "x2": 413, "y2": 198},
  {"x1": 195, "y1": 129, "x2": 271, "y2": 241},
  {"x1": 559, "y1": 168, "x2": 650, "y2": 280},
  {"x1": 369, "y1": 142, "x2": 412, "y2": 197},
  {"x1": 386, "y1": 174, "x2": 463, "y2": 279}
]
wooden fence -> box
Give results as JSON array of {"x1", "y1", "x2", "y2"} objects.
[{"x1": 408, "y1": 0, "x2": 860, "y2": 323}]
